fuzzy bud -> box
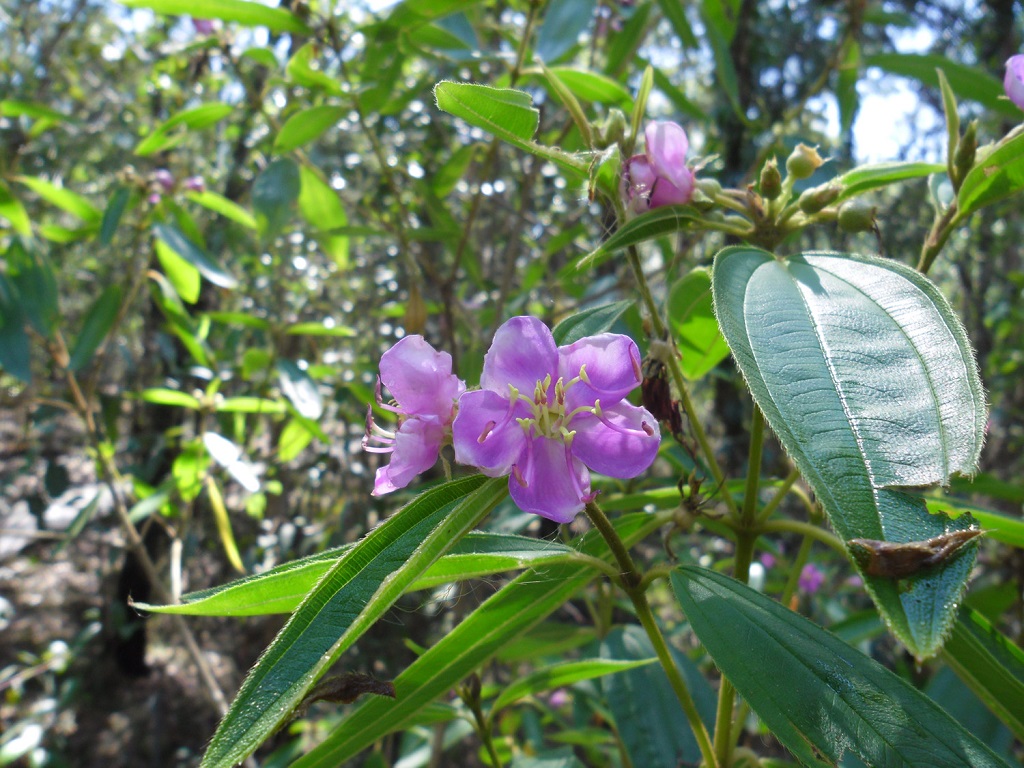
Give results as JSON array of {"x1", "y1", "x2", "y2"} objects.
[
  {"x1": 837, "y1": 199, "x2": 877, "y2": 233},
  {"x1": 759, "y1": 158, "x2": 782, "y2": 200},
  {"x1": 599, "y1": 108, "x2": 628, "y2": 148},
  {"x1": 953, "y1": 120, "x2": 978, "y2": 184},
  {"x1": 797, "y1": 182, "x2": 841, "y2": 214},
  {"x1": 785, "y1": 143, "x2": 824, "y2": 180}
]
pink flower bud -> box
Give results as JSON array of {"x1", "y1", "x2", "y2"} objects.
[
  {"x1": 1005, "y1": 55, "x2": 1024, "y2": 110},
  {"x1": 623, "y1": 121, "x2": 696, "y2": 212},
  {"x1": 192, "y1": 17, "x2": 217, "y2": 36},
  {"x1": 183, "y1": 176, "x2": 206, "y2": 193},
  {"x1": 148, "y1": 192, "x2": 162, "y2": 205},
  {"x1": 153, "y1": 169, "x2": 174, "y2": 192}
]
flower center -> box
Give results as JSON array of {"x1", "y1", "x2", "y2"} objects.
[{"x1": 512, "y1": 367, "x2": 593, "y2": 444}]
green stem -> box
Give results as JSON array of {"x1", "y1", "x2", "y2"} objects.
[
  {"x1": 755, "y1": 519, "x2": 846, "y2": 555},
  {"x1": 585, "y1": 502, "x2": 718, "y2": 768},
  {"x1": 756, "y1": 467, "x2": 801, "y2": 523},
  {"x1": 713, "y1": 407, "x2": 764, "y2": 766}
]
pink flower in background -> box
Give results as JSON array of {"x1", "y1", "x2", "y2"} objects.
[
  {"x1": 363, "y1": 336, "x2": 465, "y2": 496},
  {"x1": 183, "y1": 176, "x2": 206, "y2": 193},
  {"x1": 452, "y1": 317, "x2": 660, "y2": 524},
  {"x1": 1005, "y1": 55, "x2": 1024, "y2": 110},
  {"x1": 191, "y1": 17, "x2": 217, "y2": 36},
  {"x1": 153, "y1": 168, "x2": 175, "y2": 192},
  {"x1": 798, "y1": 563, "x2": 825, "y2": 595},
  {"x1": 623, "y1": 121, "x2": 696, "y2": 211}
]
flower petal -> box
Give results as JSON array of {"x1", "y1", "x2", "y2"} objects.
[
  {"x1": 1005, "y1": 55, "x2": 1024, "y2": 110},
  {"x1": 559, "y1": 333, "x2": 642, "y2": 412},
  {"x1": 372, "y1": 418, "x2": 445, "y2": 495},
  {"x1": 623, "y1": 155, "x2": 658, "y2": 210},
  {"x1": 648, "y1": 168, "x2": 695, "y2": 207},
  {"x1": 646, "y1": 121, "x2": 689, "y2": 184},
  {"x1": 379, "y1": 335, "x2": 464, "y2": 419},
  {"x1": 570, "y1": 402, "x2": 660, "y2": 479},
  {"x1": 480, "y1": 316, "x2": 558, "y2": 397},
  {"x1": 452, "y1": 389, "x2": 529, "y2": 476},
  {"x1": 510, "y1": 436, "x2": 591, "y2": 524}
]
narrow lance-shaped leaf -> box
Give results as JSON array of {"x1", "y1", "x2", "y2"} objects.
[
  {"x1": 67, "y1": 285, "x2": 122, "y2": 371},
  {"x1": 941, "y1": 606, "x2": 1024, "y2": 741},
  {"x1": 200, "y1": 475, "x2": 507, "y2": 768},
  {"x1": 153, "y1": 222, "x2": 238, "y2": 289},
  {"x1": 291, "y1": 512, "x2": 663, "y2": 768},
  {"x1": 671, "y1": 566, "x2": 1010, "y2": 768},
  {"x1": 136, "y1": 532, "x2": 577, "y2": 617},
  {"x1": 120, "y1": 0, "x2": 311, "y2": 35},
  {"x1": 712, "y1": 247, "x2": 986, "y2": 658}
]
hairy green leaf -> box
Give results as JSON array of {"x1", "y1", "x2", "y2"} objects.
[{"x1": 672, "y1": 567, "x2": 1011, "y2": 767}]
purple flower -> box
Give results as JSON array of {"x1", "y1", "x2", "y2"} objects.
[
  {"x1": 452, "y1": 317, "x2": 660, "y2": 524},
  {"x1": 183, "y1": 176, "x2": 206, "y2": 193},
  {"x1": 363, "y1": 336, "x2": 465, "y2": 496},
  {"x1": 191, "y1": 17, "x2": 217, "y2": 36},
  {"x1": 798, "y1": 563, "x2": 825, "y2": 595},
  {"x1": 1005, "y1": 55, "x2": 1024, "y2": 110},
  {"x1": 153, "y1": 168, "x2": 175, "y2": 192},
  {"x1": 624, "y1": 121, "x2": 696, "y2": 211}
]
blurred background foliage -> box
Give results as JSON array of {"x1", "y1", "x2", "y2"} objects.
[{"x1": 1, "y1": 0, "x2": 1022, "y2": 765}]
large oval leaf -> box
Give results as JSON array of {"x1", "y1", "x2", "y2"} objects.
[
  {"x1": 712, "y1": 247, "x2": 986, "y2": 658},
  {"x1": 671, "y1": 567, "x2": 1011, "y2": 768}
]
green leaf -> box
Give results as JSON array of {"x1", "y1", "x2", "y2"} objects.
[
  {"x1": 285, "y1": 321, "x2": 355, "y2": 337},
  {"x1": 942, "y1": 606, "x2": 1024, "y2": 741},
  {"x1": 216, "y1": 397, "x2": 286, "y2": 415},
  {"x1": 836, "y1": 39, "x2": 861, "y2": 135},
  {"x1": 655, "y1": 0, "x2": 697, "y2": 48},
  {"x1": 667, "y1": 268, "x2": 730, "y2": 380},
  {"x1": 100, "y1": 187, "x2": 131, "y2": 245},
  {"x1": 433, "y1": 82, "x2": 587, "y2": 176},
  {"x1": 205, "y1": 476, "x2": 244, "y2": 572},
  {"x1": 6, "y1": 241, "x2": 58, "y2": 338},
  {"x1": 551, "y1": 301, "x2": 632, "y2": 345},
  {"x1": 198, "y1": 475, "x2": 507, "y2": 768},
  {"x1": 0, "y1": 180, "x2": 31, "y2": 236},
  {"x1": 925, "y1": 498, "x2": 1024, "y2": 549},
  {"x1": 712, "y1": 247, "x2": 986, "y2": 658},
  {"x1": 139, "y1": 388, "x2": 201, "y2": 409},
  {"x1": 68, "y1": 285, "x2": 122, "y2": 371},
  {"x1": 835, "y1": 161, "x2": 945, "y2": 203},
  {"x1": 576, "y1": 205, "x2": 703, "y2": 270},
  {"x1": 0, "y1": 100, "x2": 70, "y2": 123},
  {"x1": 671, "y1": 567, "x2": 1011, "y2": 767},
  {"x1": 490, "y1": 658, "x2": 655, "y2": 715},
  {"x1": 535, "y1": 0, "x2": 595, "y2": 63},
  {"x1": 290, "y1": 512, "x2": 662, "y2": 768},
  {"x1": 153, "y1": 222, "x2": 238, "y2": 289},
  {"x1": 601, "y1": 625, "x2": 716, "y2": 768},
  {"x1": 700, "y1": 0, "x2": 743, "y2": 118},
  {"x1": 134, "y1": 102, "x2": 234, "y2": 156},
  {"x1": 186, "y1": 190, "x2": 257, "y2": 230},
  {"x1": 278, "y1": 419, "x2": 314, "y2": 462},
  {"x1": 252, "y1": 158, "x2": 301, "y2": 237},
  {"x1": 274, "y1": 105, "x2": 345, "y2": 153},
  {"x1": 286, "y1": 43, "x2": 344, "y2": 96},
  {"x1": 866, "y1": 53, "x2": 1018, "y2": 119},
  {"x1": 120, "y1": 0, "x2": 311, "y2": 34},
  {"x1": 545, "y1": 67, "x2": 632, "y2": 107},
  {"x1": 155, "y1": 239, "x2": 201, "y2": 304},
  {"x1": 297, "y1": 164, "x2": 348, "y2": 269},
  {"x1": 958, "y1": 132, "x2": 1024, "y2": 219},
  {"x1": 15, "y1": 175, "x2": 101, "y2": 223},
  {"x1": 0, "y1": 272, "x2": 31, "y2": 382},
  {"x1": 140, "y1": 532, "x2": 577, "y2": 616},
  {"x1": 276, "y1": 359, "x2": 322, "y2": 420}
]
